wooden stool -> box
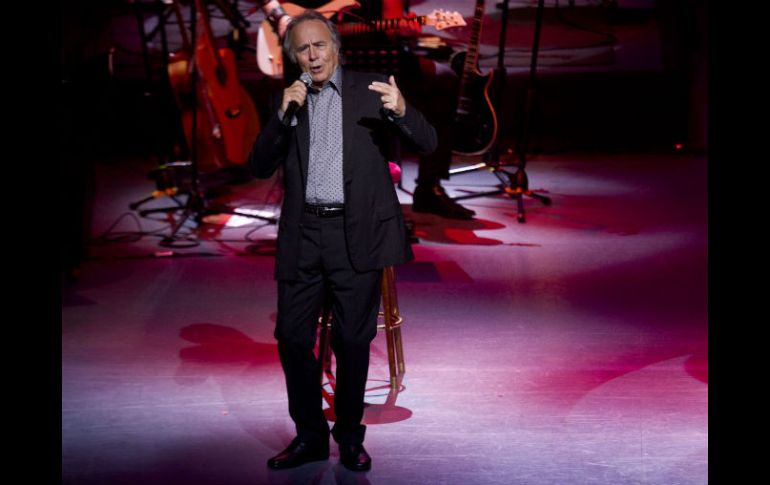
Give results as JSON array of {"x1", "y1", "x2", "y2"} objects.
[{"x1": 318, "y1": 266, "x2": 405, "y2": 392}]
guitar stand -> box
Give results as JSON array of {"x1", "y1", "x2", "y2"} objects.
[
  {"x1": 150, "y1": 195, "x2": 270, "y2": 248},
  {"x1": 448, "y1": 0, "x2": 551, "y2": 223},
  {"x1": 146, "y1": 177, "x2": 278, "y2": 249},
  {"x1": 129, "y1": 161, "x2": 193, "y2": 213},
  {"x1": 127, "y1": 162, "x2": 277, "y2": 247}
]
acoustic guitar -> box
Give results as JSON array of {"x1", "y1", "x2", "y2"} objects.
[
  {"x1": 167, "y1": 0, "x2": 261, "y2": 171},
  {"x1": 450, "y1": 0, "x2": 497, "y2": 156}
]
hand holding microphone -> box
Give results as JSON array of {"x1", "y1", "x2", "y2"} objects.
[{"x1": 281, "y1": 72, "x2": 313, "y2": 126}]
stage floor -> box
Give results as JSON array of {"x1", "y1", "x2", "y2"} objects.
[{"x1": 62, "y1": 150, "x2": 707, "y2": 484}]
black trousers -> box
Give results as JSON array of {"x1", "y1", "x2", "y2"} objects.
[
  {"x1": 275, "y1": 211, "x2": 382, "y2": 446},
  {"x1": 400, "y1": 58, "x2": 459, "y2": 183}
]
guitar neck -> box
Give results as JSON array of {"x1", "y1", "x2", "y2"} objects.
[
  {"x1": 336, "y1": 16, "x2": 427, "y2": 36},
  {"x1": 462, "y1": 0, "x2": 485, "y2": 77},
  {"x1": 194, "y1": 0, "x2": 227, "y2": 78},
  {"x1": 195, "y1": 0, "x2": 214, "y2": 43}
]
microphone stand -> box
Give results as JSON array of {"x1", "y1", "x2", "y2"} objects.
[{"x1": 449, "y1": 0, "x2": 551, "y2": 223}]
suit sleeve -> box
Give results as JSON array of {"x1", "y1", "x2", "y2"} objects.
[
  {"x1": 388, "y1": 101, "x2": 438, "y2": 156},
  {"x1": 247, "y1": 93, "x2": 293, "y2": 179},
  {"x1": 377, "y1": 72, "x2": 437, "y2": 155}
]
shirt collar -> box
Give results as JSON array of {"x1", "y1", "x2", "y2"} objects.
[{"x1": 310, "y1": 66, "x2": 343, "y2": 95}]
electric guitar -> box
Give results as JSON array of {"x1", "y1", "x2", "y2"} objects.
[
  {"x1": 335, "y1": 9, "x2": 466, "y2": 36},
  {"x1": 450, "y1": 0, "x2": 497, "y2": 156},
  {"x1": 256, "y1": 3, "x2": 466, "y2": 79}
]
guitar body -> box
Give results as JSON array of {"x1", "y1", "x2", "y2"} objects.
[
  {"x1": 165, "y1": 0, "x2": 262, "y2": 173},
  {"x1": 450, "y1": 51, "x2": 497, "y2": 156},
  {"x1": 194, "y1": 39, "x2": 261, "y2": 168},
  {"x1": 257, "y1": 0, "x2": 360, "y2": 79}
]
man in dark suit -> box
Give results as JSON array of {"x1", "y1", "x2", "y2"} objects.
[
  {"x1": 256, "y1": 0, "x2": 475, "y2": 220},
  {"x1": 248, "y1": 11, "x2": 437, "y2": 472}
]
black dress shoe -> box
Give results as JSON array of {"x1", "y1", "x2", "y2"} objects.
[
  {"x1": 412, "y1": 183, "x2": 475, "y2": 220},
  {"x1": 267, "y1": 437, "x2": 329, "y2": 469},
  {"x1": 339, "y1": 443, "x2": 371, "y2": 471}
]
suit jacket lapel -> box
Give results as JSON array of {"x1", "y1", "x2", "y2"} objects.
[
  {"x1": 342, "y1": 70, "x2": 356, "y2": 186},
  {"x1": 296, "y1": 104, "x2": 310, "y2": 189}
]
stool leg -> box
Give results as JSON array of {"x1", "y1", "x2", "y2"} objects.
[
  {"x1": 393, "y1": 324, "x2": 405, "y2": 375},
  {"x1": 389, "y1": 281, "x2": 405, "y2": 378},
  {"x1": 387, "y1": 267, "x2": 405, "y2": 378},
  {"x1": 381, "y1": 266, "x2": 402, "y2": 391},
  {"x1": 384, "y1": 320, "x2": 398, "y2": 391}
]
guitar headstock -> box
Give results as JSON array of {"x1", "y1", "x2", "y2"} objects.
[{"x1": 423, "y1": 9, "x2": 467, "y2": 31}]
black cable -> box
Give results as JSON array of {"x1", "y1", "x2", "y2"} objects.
[
  {"x1": 90, "y1": 210, "x2": 199, "y2": 246},
  {"x1": 90, "y1": 212, "x2": 151, "y2": 244}
]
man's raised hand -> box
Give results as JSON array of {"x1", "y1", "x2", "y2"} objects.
[{"x1": 368, "y1": 75, "x2": 406, "y2": 118}]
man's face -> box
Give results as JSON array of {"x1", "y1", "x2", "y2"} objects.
[{"x1": 290, "y1": 20, "x2": 339, "y2": 87}]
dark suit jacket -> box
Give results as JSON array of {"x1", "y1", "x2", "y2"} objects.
[{"x1": 249, "y1": 69, "x2": 438, "y2": 280}]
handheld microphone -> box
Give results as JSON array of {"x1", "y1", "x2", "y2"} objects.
[{"x1": 282, "y1": 72, "x2": 313, "y2": 126}]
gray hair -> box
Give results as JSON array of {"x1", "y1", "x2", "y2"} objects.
[{"x1": 282, "y1": 11, "x2": 342, "y2": 65}]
